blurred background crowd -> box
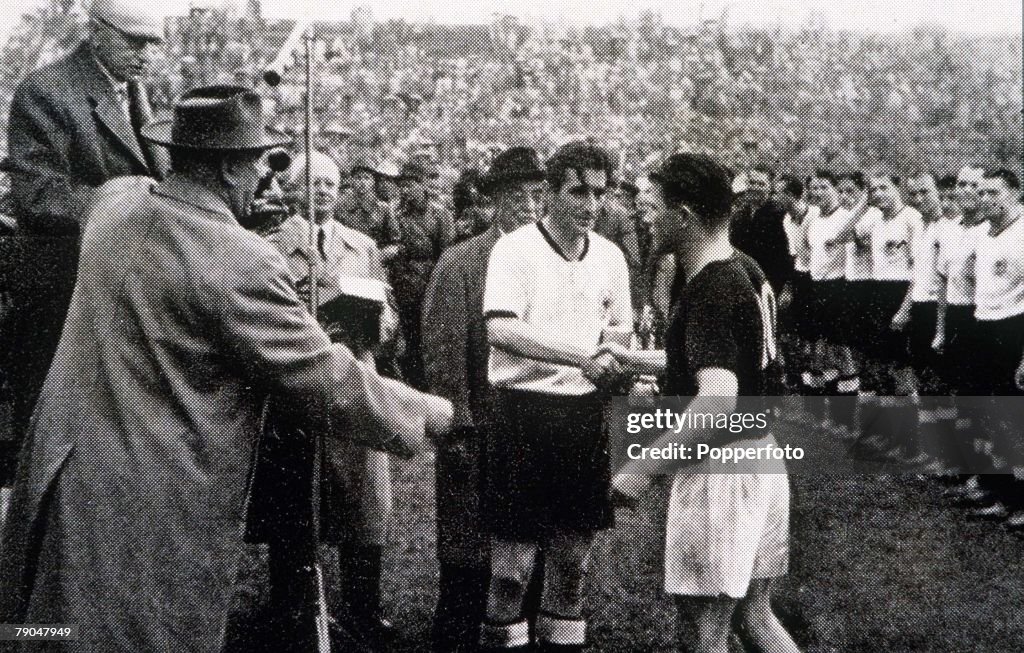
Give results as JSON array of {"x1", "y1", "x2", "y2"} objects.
[{"x1": 0, "y1": 0, "x2": 1021, "y2": 190}]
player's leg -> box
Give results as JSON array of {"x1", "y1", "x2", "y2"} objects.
[
  {"x1": 535, "y1": 529, "x2": 595, "y2": 652},
  {"x1": 673, "y1": 595, "x2": 737, "y2": 653},
  {"x1": 734, "y1": 580, "x2": 800, "y2": 653},
  {"x1": 480, "y1": 539, "x2": 539, "y2": 652}
]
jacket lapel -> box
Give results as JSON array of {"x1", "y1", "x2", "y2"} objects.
[{"x1": 73, "y1": 45, "x2": 149, "y2": 170}]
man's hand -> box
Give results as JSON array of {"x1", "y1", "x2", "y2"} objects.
[
  {"x1": 582, "y1": 351, "x2": 624, "y2": 388},
  {"x1": 931, "y1": 332, "x2": 944, "y2": 355},
  {"x1": 1015, "y1": 357, "x2": 1024, "y2": 392},
  {"x1": 423, "y1": 395, "x2": 454, "y2": 442},
  {"x1": 610, "y1": 472, "x2": 650, "y2": 509},
  {"x1": 595, "y1": 341, "x2": 632, "y2": 364},
  {"x1": 891, "y1": 309, "x2": 911, "y2": 332}
]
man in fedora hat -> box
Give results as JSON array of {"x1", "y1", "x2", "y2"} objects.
[
  {"x1": 2, "y1": 0, "x2": 170, "y2": 481},
  {"x1": 0, "y1": 86, "x2": 452, "y2": 653},
  {"x1": 391, "y1": 160, "x2": 455, "y2": 389},
  {"x1": 422, "y1": 146, "x2": 546, "y2": 652}
]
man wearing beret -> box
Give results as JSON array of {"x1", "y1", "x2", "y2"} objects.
[
  {"x1": 0, "y1": 86, "x2": 452, "y2": 653},
  {"x1": 422, "y1": 147, "x2": 546, "y2": 652},
  {"x1": 1, "y1": 0, "x2": 170, "y2": 485},
  {"x1": 391, "y1": 160, "x2": 456, "y2": 389}
]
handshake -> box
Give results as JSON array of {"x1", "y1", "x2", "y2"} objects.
[{"x1": 582, "y1": 339, "x2": 639, "y2": 393}]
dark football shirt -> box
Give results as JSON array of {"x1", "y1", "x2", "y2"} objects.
[{"x1": 663, "y1": 252, "x2": 782, "y2": 436}]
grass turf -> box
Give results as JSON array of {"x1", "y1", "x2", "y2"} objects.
[{"x1": 220, "y1": 411, "x2": 1024, "y2": 651}]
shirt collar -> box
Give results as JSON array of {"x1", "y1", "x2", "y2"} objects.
[
  {"x1": 279, "y1": 217, "x2": 359, "y2": 257},
  {"x1": 536, "y1": 220, "x2": 589, "y2": 262},
  {"x1": 151, "y1": 174, "x2": 237, "y2": 224},
  {"x1": 91, "y1": 49, "x2": 128, "y2": 95}
]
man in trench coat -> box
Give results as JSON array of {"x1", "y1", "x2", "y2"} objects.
[
  {"x1": 248, "y1": 151, "x2": 404, "y2": 649},
  {"x1": 422, "y1": 147, "x2": 547, "y2": 652},
  {"x1": 0, "y1": 86, "x2": 451, "y2": 653},
  {"x1": 2, "y1": 1, "x2": 170, "y2": 464}
]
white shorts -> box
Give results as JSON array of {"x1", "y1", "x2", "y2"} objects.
[{"x1": 664, "y1": 470, "x2": 790, "y2": 599}]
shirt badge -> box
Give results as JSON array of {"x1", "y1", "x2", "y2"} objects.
[{"x1": 995, "y1": 260, "x2": 1008, "y2": 276}]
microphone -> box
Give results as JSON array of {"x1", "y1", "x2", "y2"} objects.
[{"x1": 263, "y1": 20, "x2": 311, "y2": 87}]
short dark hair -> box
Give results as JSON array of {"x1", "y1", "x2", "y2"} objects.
[
  {"x1": 937, "y1": 174, "x2": 957, "y2": 191},
  {"x1": 777, "y1": 175, "x2": 804, "y2": 199},
  {"x1": 836, "y1": 171, "x2": 866, "y2": 190},
  {"x1": 867, "y1": 170, "x2": 901, "y2": 186},
  {"x1": 650, "y1": 153, "x2": 733, "y2": 230},
  {"x1": 905, "y1": 169, "x2": 937, "y2": 186},
  {"x1": 545, "y1": 141, "x2": 614, "y2": 192},
  {"x1": 983, "y1": 168, "x2": 1021, "y2": 191},
  {"x1": 811, "y1": 169, "x2": 838, "y2": 187},
  {"x1": 453, "y1": 169, "x2": 483, "y2": 219}
]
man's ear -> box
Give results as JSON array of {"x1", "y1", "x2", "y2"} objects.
[{"x1": 220, "y1": 157, "x2": 242, "y2": 189}]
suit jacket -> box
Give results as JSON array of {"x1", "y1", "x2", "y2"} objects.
[
  {"x1": 421, "y1": 227, "x2": 501, "y2": 564},
  {"x1": 2, "y1": 42, "x2": 170, "y2": 437},
  {"x1": 0, "y1": 175, "x2": 436, "y2": 652},
  {"x1": 247, "y1": 214, "x2": 398, "y2": 545},
  {"x1": 7, "y1": 41, "x2": 168, "y2": 236}
]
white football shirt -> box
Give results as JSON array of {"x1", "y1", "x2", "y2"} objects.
[{"x1": 483, "y1": 222, "x2": 633, "y2": 395}]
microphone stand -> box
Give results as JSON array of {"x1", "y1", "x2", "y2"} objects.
[{"x1": 263, "y1": 20, "x2": 337, "y2": 653}]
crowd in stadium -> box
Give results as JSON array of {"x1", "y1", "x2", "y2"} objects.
[{"x1": 0, "y1": 2, "x2": 1022, "y2": 653}]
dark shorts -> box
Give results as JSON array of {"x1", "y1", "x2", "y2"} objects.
[
  {"x1": 788, "y1": 272, "x2": 817, "y2": 341},
  {"x1": 975, "y1": 313, "x2": 1024, "y2": 397},
  {"x1": 842, "y1": 280, "x2": 876, "y2": 350},
  {"x1": 482, "y1": 389, "x2": 613, "y2": 542},
  {"x1": 862, "y1": 281, "x2": 911, "y2": 364},
  {"x1": 942, "y1": 305, "x2": 984, "y2": 395},
  {"x1": 909, "y1": 302, "x2": 939, "y2": 371},
  {"x1": 809, "y1": 278, "x2": 847, "y2": 343}
]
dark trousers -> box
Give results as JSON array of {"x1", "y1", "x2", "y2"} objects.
[{"x1": 265, "y1": 540, "x2": 386, "y2": 652}]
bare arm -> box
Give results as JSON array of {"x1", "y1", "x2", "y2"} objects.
[
  {"x1": 487, "y1": 315, "x2": 595, "y2": 368},
  {"x1": 932, "y1": 273, "x2": 948, "y2": 351},
  {"x1": 613, "y1": 368, "x2": 739, "y2": 493}
]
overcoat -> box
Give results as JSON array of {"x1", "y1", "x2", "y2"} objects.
[
  {"x1": 246, "y1": 215, "x2": 398, "y2": 545},
  {"x1": 421, "y1": 227, "x2": 501, "y2": 565},
  {"x1": 0, "y1": 175, "x2": 434, "y2": 652}
]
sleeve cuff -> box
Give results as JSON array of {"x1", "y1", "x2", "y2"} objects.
[{"x1": 484, "y1": 310, "x2": 518, "y2": 320}]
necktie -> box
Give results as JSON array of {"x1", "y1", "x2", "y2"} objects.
[
  {"x1": 317, "y1": 226, "x2": 328, "y2": 261},
  {"x1": 127, "y1": 80, "x2": 163, "y2": 177}
]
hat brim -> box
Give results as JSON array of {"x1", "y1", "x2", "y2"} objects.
[
  {"x1": 140, "y1": 120, "x2": 292, "y2": 152},
  {"x1": 478, "y1": 170, "x2": 546, "y2": 196}
]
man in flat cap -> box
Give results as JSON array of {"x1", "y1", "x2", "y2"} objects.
[
  {"x1": 2, "y1": 0, "x2": 170, "y2": 478},
  {"x1": 0, "y1": 86, "x2": 452, "y2": 653},
  {"x1": 391, "y1": 160, "x2": 456, "y2": 389},
  {"x1": 422, "y1": 147, "x2": 546, "y2": 652}
]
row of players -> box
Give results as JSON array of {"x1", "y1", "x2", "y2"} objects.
[{"x1": 779, "y1": 165, "x2": 1024, "y2": 524}]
